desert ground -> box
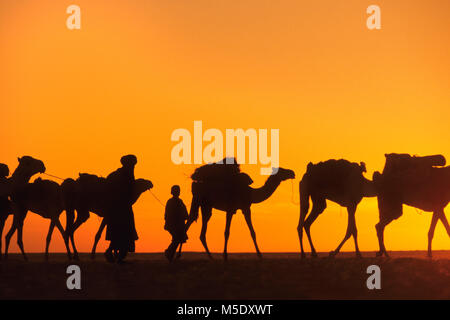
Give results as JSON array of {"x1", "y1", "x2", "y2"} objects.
[{"x1": 0, "y1": 251, "x2": 449, "y2": 300}]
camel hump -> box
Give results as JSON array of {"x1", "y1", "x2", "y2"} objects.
[
  {"x1": 384, "y1": 153, "x2": 446, "y2": 174},
  {"x1": 307, "y1": 159, "x2": 363, "y2": 176},
  {"x1": 191, "y1": 158, "x2": 241, "y2": 182},
  {"x1": 238, "y1": 173, "x2": 253, "y2": 185},
  {"x1": 61, "y1": 178, "x2": 77, "y2": 192},
  {"x1": 34, "y1": 177, "x2": 50, "y2": 184}
]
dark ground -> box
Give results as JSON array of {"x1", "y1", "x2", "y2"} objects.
[{"x1": 0, "y1": 251, "x2": 449, "y2": 299}]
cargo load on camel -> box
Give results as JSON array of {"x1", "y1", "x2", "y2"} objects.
[
  {"x1": 382, "y1": 153, "x2": 446, "y2": 175},
  {"x1": 191, "y1": 157, "x2": 253, "y2": 186}
]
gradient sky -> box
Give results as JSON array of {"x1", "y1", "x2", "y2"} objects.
[{"x1": 1, "y1": 0, "x2": 449, "y2": 254}]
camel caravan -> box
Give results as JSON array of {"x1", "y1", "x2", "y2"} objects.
[{"x1": 0, "y1": 153, "x2": 449, "y2": 263}]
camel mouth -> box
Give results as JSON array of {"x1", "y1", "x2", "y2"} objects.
[{"x1": 285, "y1": 170, "x2": 295, "y2": 180}]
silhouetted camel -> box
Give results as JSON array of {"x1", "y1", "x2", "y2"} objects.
[
  {"x1": 62, "y1": 173, "x2": 153, "y2": 259},
  {"x1": 298, "y1": 159, "x2": 377, "y2": 258},
  {"x1": 373, "y1": 153, "x2": 450, "y2": 258},
  {"x1": 2, "y1": 157, "x2": 46, "y2": 260},
  {"x1": 186, "y1": 160, "x2": 295, "y2": 260},
  {"x1": 5, "y1": 177, "x2": 72, "y2": 261}
]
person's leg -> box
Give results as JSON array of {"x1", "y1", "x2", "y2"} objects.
[
  {"x1": 165, "y1": 238, "x2": 178, "y2": 262},
  {"x1": 117, "y1": 244, "x2": 129, "y2": 264},
  {"x1": 175, "y1": 243, "x2": 183, "y2": 259}
]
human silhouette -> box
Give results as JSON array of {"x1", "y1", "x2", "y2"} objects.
[
  {"x1": 373, "y1": 153, "x2": 450, "y2": 258},
  {"x1": 164, "y1": 185, "x2": 188, "y2": 262},
  {"x1": 298, "y1": 159, "x2": 377, "y2": 259},
  {"x1": 103, "y1": 154, "x2": 138, "y2": 264},
  {"x1": 186, "y1": 157, "x2": 295, "y2": 260},
  {"x1": 62, "y1": 174, "x2": 153, "y2": 260}
]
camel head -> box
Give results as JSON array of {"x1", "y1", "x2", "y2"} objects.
[
  {"x1": 131, "y1": 179, "x2": 153, "y2": 205},
  {"x1": 0, "y1": 163, "x2": 9, "y2": 179},
  {"x1": 372, "y1": 171, "x2": 382, "y2": 184},
  {"x1": 271, "y1": 167, "x2": 295, "y2": 181},
  {"x1": 135, "y1": 178, "x2": 153, "y2": 192},
  {"x1": 17, "y1": 156, "x2": 46, "y2": 176}
]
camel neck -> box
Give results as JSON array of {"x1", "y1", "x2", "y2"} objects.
[
  {"x1": 250, "y1": 175, "x2": 281, "y2": 204},
  {"x1": 10, "y1": 167, "x2": 33, "y2": 187},
  {"x1": 362, "y1": 177, "x2": 377, "y2": 197}
]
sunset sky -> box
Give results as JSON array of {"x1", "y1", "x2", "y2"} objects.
[{"x1": 1, "y1": 0, "x2": 449, "y2": 254}]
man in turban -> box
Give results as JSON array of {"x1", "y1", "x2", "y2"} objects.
[{"x1": 104, "y1": 155, "x2": 138, "y2": 263}]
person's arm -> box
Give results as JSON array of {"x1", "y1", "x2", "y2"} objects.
[{"x1": 164, "y1": 200, "x2": 170, "y2": 221}]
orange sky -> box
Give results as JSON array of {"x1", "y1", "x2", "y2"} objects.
[{"x1": 1, "y1": 0, "x2": 449, "y2": 254}]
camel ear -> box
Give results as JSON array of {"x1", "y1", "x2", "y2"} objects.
[
  {"x1": 271, "y1": 167, "x2": 279, "y2": 175},
  {"x1": 17, "y1": 157, "x2": 22, "y2": 163}
]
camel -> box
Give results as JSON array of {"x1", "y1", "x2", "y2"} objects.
[
  {"x1": 373, "y1": 153, "x2": 450, "y2": 258},
  {"x1": 62, "y1": 173, "x2": 153, "y2": 259},
  {"x1": 298, "y1": 159, "x2": 377, "y2": 258},
  {"x1": 186, "y1": 160, "x2": 295, "y2": 260},
  {"x1": 5, "y1": 176, "x2": 73, "y2": 261},
  {"x1": 1, "y1": 157, "x2": 46, "y2": 260}
]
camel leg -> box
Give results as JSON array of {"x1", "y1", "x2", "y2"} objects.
[
  {"x1": 186, "y1": 195, "x2": 200, "y2": 232},
  {"x1": 427, "y1": 211, "x2": 440, "y2": 258},
  {"x1": 297, "y1": 179, "x2": 309, "y2": 259},
  {"x1": 438, "y1": 210, "x2": 450, "y2": 237},
  {"x1": 54, "y1": 218, "x2": 72, "y2": 260},
  {"x1": 375, "y1": 196, "x2": 403, "y2": 258},
  {"x1": 5, "y1": 210, "x2": 27, "y2": 261},
  {"x1": 331, "y1": 205, "x2": 360, "y2": 258},
  {"x1": 45, "y1": 220, "x2": 56, "y2": 261},
  {"x1": 91, "y1": 219, "x2": 106, "y2": 259},
  {"x1": 16, "y1": 221, "x2": 27, "y2": 261},
  {"x1": 352, "y1": 215, "x2": 361, "y2": 258},
  {"x1": 223, "y1": 211, "x2": 234, "y2": 261},
  {"x1": 243, "y1": 208, "x2": 262, "y2": 259},
  {"x1": 70, "y1": 209, "x2": 90, "y2": 260},
  {"x1": 304, "y1": 197, "x2": 326, "y2": 258},
  {"x1": 375, "y1": 216, "x2": 395, "y2": 258},
  {"x1": 199, "y1": 206, "x2": 213, "y2": 259},
  {"x1": 297, "y1": 210, "x2": 307, "y2": 259},
  {"x1": 4, "y1": 222, "x2": 16, "y2": 260},
  {"x1": 65, "y1": 209, "x2": 79, "y2": 260},
  {"x1": 0, "y1": 216, "x2": 6, "y2": 260}
]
